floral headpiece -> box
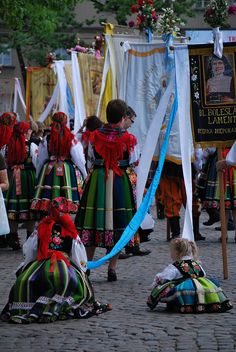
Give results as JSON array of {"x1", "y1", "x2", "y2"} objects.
[
  {"x1": 50, "y1": 197, "x2": 71, "y2": 215},
  {"x1": 52, "y1": 112, "x2": 67, "y2": 124},
  {"x1": 13, "y1": 121, "x2": 30, "y2": 136},
  {"x1": 0, "y1": 112, "x2": 17, "y2": 127},
  {"x1": 204, "y1": 0, "x2": 236, "y2": 28},
  {"x1": 128, "y1": 0, "x2": 158, "y2": 33}
]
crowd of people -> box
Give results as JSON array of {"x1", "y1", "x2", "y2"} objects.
[{"x1": 0, "y1": 99, "x2": 234, "y2": 323}]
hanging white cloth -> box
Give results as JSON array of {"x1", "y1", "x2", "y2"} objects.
[
  {"x1": 13, "y1": 78, "x2": 26, "y2": 114},
  {"x1": 71, "y1": 51, "x2": 86, "y2": 134},
  {"x1": 175, "y1": 45, "x2": 194, "y2": 241},
  {"x1": 54, "y1": 61, "x2": 69, "y2": 121}
]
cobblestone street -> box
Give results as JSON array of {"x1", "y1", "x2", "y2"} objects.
[{"x1": 0, "y1": 206, "x2": 235, "y2": 352}]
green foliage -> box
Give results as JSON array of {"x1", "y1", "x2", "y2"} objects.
[{"x1": 0, "y1": 0, "x2": 83, "y2": 65}]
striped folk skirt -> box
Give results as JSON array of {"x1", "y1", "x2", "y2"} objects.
[
  {"x1": 31, "y1": 160, "x2": 83, "y2": 214},
  {"x1": 147, "y1": 277, "x2": 232, "y2": 313},
  {"x1": 75, "y1": 166, "x2": 137, "y2": 248},
  {"x1": 4, "y1": 164, "x2": 39, "y2": 221},
  {"x1": 1, "y1": 257, "x2": 110, "y2": 323}
]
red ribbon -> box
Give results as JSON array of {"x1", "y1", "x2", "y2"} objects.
[{"x1": 12, "y1": 164, "x2": 24, "y2": 195}]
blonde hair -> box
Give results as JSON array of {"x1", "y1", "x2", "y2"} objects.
[{"x1": 170, "y1": 238, "x2": 198, "y2": 261}]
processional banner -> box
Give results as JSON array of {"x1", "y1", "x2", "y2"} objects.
[
  {"x1": 78, "y1": 53, "x2": 104, "y2": 117},
  {"x1": 27, "y1": 67, "x2": 56, "y2": 124},
  {"x1": 189, "y1": 43, "x2": 236, "y2": 147}
]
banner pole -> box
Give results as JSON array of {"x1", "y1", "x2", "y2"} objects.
[{"x1": 217, "y1": 148, "x2": 228, "y2": 279}]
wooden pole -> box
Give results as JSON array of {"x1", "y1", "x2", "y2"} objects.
[{"x1": 217, "y1": 148, "x2": 228, "y2": 279}]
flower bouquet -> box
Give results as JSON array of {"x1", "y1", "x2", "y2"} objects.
[
  {"x1": 157, "y1": 7, "x2": 185, "y2": 36},
  {"x1": 128, "y1": 0, "x2": 158, "y2": 34},
  {"x1": 204, "y1": 0, "x2": 236, "y2": 28}
]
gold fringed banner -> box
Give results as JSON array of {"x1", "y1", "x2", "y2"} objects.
[
  {"x1": 77, "y1": 53, "x2": 104, "y2": 117},
  {"x1": 27, "y1": 67, "x2": 56, "y2": 124}
]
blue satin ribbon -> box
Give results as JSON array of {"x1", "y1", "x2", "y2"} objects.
[
  {"x1": 146, "y1": 28, "x2": 153, "y2": 43},
  {"x1": 162, "y1": 33, "x2": 174, "y2": 73},
  {"x1": 88, "y1": 90, "x2": 178, "y2": 269}
]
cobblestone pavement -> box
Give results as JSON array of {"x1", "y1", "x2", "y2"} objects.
[{"x1": 0, "y1": 207, "x2": 236, "y2": 352}]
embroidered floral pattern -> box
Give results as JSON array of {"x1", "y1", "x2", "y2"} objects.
[{"x1": 49, "y1": 229, "x2": 64, "y2": 250}]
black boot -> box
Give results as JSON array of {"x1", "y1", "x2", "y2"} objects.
[
  {"x1": 8, "y1": 233, "x2": 21, "y2": 250},
  {"x1": 125, "y1": 244, "x2": 151, "y2": 256},
  {"x1": 157, "y1": 202, "x2": 165, "y2": 220},
  {"x1": 169, "y1": 217, "x2": 181, "y2": 239},
  {"x1": 203, "y1": 208, "x2": 220, "y2": 226},
  {"x1": 193, "y1": 217, "x2": 205, "y2": 241},
  {"x1": 139, "y1": 228, "x2": 153, "y2": 243},
  {"x1": 0, "y1": 235, "x2": 8, "y2": 248}
]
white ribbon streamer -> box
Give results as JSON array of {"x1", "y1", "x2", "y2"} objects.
[
  {"x1": 71, "y1": 51, "x2": 86, "y2": 133},
  {"x1": 213, "y1": 27, "x2": 223, "y2": 59},
  {"x1": 54, "y1": 61, "x2": 69, "y2": 120},
  {"x1": 13, "y1": 78, "x2": 26, "y2": 114},
  {"x1": 175, "y1": 45, "x2": 194, "y2": 240}
]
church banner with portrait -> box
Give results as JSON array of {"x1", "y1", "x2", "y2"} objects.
[{"x1": 189, "y1": 43, "x2": 236, "y2": 147}]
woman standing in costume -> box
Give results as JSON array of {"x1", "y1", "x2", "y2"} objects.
[
  {"x1": 75, "y1": 99, "x2": 140, "y2": 281},
  {"x1": 4, "y1": 121, "x2": 39, "y2": 249},
  {"x1": 0, "y1": 112, "x2": 16, "y2": 247},
  {"x1": 0, "y1": 198, "x2": 111, "y2": 324},
  {"x1": 31, "y1": 112, "x2": 87, "y2": 215}
]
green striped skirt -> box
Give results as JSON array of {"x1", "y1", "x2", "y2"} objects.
[
  {"x1": 147, "y1": 277, "x2": 232, "y2": 313},
  {"x1": 75, "y1": 166, "x2": 137, "y2": 248},
  {"x1": 4, "y1": 164, "x2": 39, "y2": 221},
  {"x1": 1, "y1": 257, "x2": 101, "y2": 323},
  {"x1": 31, "y1": 159, "x2": 83, "y2": 214}
]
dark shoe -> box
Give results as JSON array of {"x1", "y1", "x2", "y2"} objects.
[
  {"x1": 118, "y1": 252, "x2": 131, "y2": 259},
  {"x1": 215, "y1": 222, "x2": 235, "y2": 231},
  {"x1": 203, "y1": 217, "x2": 220, "y2": 226},
  {"x1": 139, "y1": 228, "x2": 153, "y2": 243},
  {"x1": 157, "y1": 202, "x2": 165, "y2": 220},
  {"x1": 8, "y1": 233, "x2": 21, "y2": 250},
  {"x1": 169, "y1": 217, "x2": 181, "y2": 238},
  {"x1": 0, "y1": 236, "x2": 8, "y2": 248},
  {"x1": 132, "y1": 249, "x2": 151, "y2": 256},
  {"x1": 194, "y1": 234, "x2": 206, "y2": 241},
  {"x1": 107, "y1": 269, "x2": 117, "y2": 282}
]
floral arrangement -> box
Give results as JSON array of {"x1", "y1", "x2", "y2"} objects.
[
  {"x1": 128, "y1": 0, "x2": 158, "y2": 33},
  {"x1": 204, "y1": 0, "x2": 236, "y2": 28},
  {"x1": 157, "y1": 7, "x2": 185, "y2": 36}
]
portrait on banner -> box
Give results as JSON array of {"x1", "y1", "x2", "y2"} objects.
[
  {"x1": 189, "y1": 43, "x2": 236, "y2": 147},
  {"x1": 203, "y1": 54, "x2": 236, "y2": 105}
]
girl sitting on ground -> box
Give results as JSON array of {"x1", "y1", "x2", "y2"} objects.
[{"x1": 147, "y1": 237, "x2": 232, "y2": 313}]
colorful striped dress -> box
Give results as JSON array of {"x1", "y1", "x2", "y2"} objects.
[
  {"x1": 75, "y1": 125, "x2": 139, "y2": 249},
  {"x1": 31, "y1": 137, "x2": 87, "y2": 214},
  {"x1": 4, "y1": 141, "x2": 39, "y2": 221},
  {"x1": 147, "y1": 257, "x2": 232, "y2": 313},
  {"x1": 1, "y1": 228, "x2": 111, "y2": 323}
]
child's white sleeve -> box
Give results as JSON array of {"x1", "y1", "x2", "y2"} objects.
[
  {"x1": 70, "y1": 139, "x2": 87, "y2": 179},
  {"x1": 23, "y1": 230, "x2": 38, "y2": 266},
  {"x1": 70, "y1": 236, "x2": 88, "y2": 272},
  {"x1": 129, "y1": 143, "x2": 140, "y2": 165},
  {"x1": 151, "y1": 264, "x2": 182, "y2": 288}
]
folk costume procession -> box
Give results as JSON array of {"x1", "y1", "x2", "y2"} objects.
[{"x1": 1, "y1": 0, "x2": 236, "y2": 327}]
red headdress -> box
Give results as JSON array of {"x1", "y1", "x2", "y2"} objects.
[
  {"x1": 37, "y1": 197, "x2": 78, "y2": 272},
  {"x1": 0, "y1": 112, "x2": 17, "y2": 150},
  {"x1": 49, "y1": 112, "x2": 74, "y2": 158},
  {"x1": 7, "y1": 121, "x2": 30, "y2": 166}
]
